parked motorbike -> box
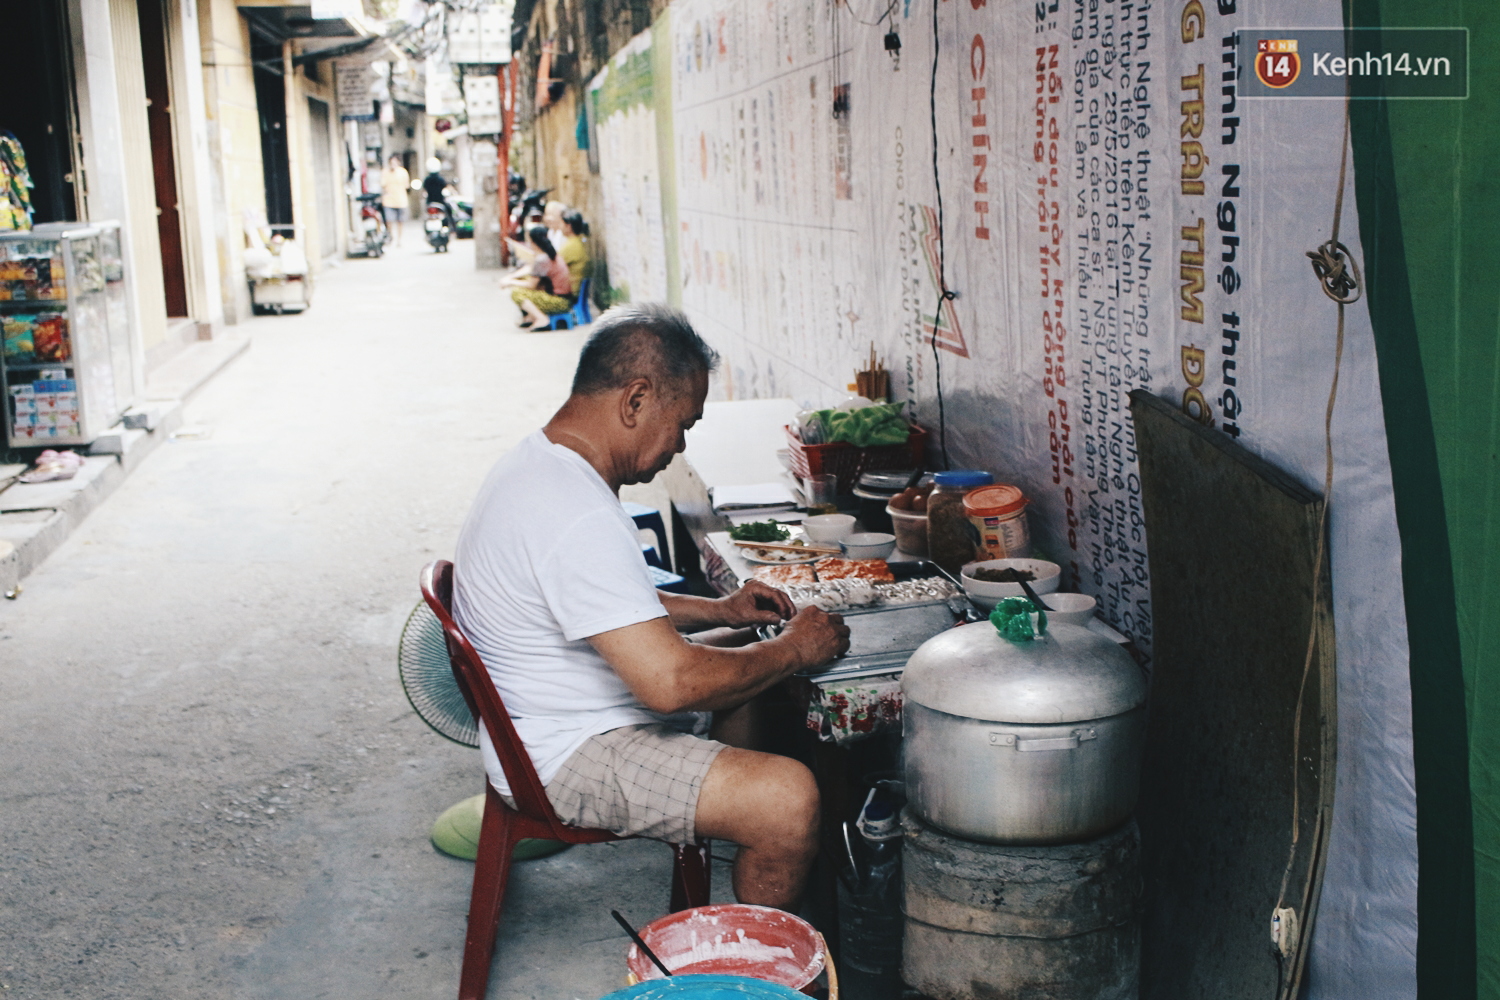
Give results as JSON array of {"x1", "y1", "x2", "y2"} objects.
[
  {"x1": 508, "y1": 186, "x2": 551, "y2": 238},
  {"x1": 451, "y1": 197, "x2": 474, "y2": 239},
  {"x1": 424, "y1": 202, "x2": 452, "y2": 252},
  {"x1": 355, "y1": 193, "x2": 388, "y2": 257}
]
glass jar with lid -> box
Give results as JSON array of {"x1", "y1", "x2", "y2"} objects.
[{"x1": 927, "y1": 470, "x2": 993, "y2": 574}]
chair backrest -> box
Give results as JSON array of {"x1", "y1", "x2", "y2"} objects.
[
  {"x1": 419, "y1": 560, "x2": 572, "y2": 836},
  {"x1": 575, "y1": 278, "x2": 592, "y2": 320}
]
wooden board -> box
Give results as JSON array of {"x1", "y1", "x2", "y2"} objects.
[{"x1": 1129, "y1": 390, "x2": 1336, "y2": 1000}]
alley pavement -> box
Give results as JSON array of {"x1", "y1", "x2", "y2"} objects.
[{"x1": 0, "y1": 239, "x2": 703, "y2": 999}]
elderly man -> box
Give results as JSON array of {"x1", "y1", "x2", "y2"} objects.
[{"x1": 453, "y1": 304, "x2": 849, "y2": 908}]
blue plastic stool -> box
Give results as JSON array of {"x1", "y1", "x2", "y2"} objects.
[
  {"x1": 646, "y1": 563, "x2": 692, "y2": 594},
  {"x1": 547, "y1": 277, "x2": 594, "y2": 329},
  {"x1": 622, "y1": 501, "x2": 670, "y2": 566}
]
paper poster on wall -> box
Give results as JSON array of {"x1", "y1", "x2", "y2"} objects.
[
  {"x1": 588, "y1": 30, "x2": 671, "y2": 305},
  {"x1": 669, "y1": 1, "x2": 873, "y2": 402}
]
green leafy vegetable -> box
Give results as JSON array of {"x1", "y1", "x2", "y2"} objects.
[{"x1": 729, "y1": 520, "x2": 792, "y2": 542}]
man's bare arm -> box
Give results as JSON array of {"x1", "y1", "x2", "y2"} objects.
[
  {"x1": 658, "y1": 580, "x2": 796, "y2": 632},
  {"x1": 588, "y1": 607, "x2": 848, "y2": 714}
]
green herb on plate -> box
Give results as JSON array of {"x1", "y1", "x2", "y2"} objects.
[{"x1": 729, "y1": 520, "x2": 791, "y2": 543}]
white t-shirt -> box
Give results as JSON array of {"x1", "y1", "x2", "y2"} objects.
[{"x1": 452, "y1": 430, "x2": 673, "y2": 794}]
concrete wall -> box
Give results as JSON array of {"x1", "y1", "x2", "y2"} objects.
[
  {"x1": 165, "y1": 0, "x2": 225, "y2": 331},
  {"x1": 196, "y1": 0, "x2": 354, "y2": 313},
  {"x1": 68, "y1": 0, "x2": 154, "y2": 391},
  {"x1": 105, "y1": 0, "x2": 170, "y2": 364},
  {"x1": 529, "y1": 86, "x2": 591, "y2": 213},
  {"x1": 63, "y1": 0, "x2": 231, "y2": 399},
  {"x1": 281, "y1": 45, "x2": 342, "y2": 270},
  {"x1": 108, "y1": 0, "x2": 227, "y2": 366},
  {"x1": 196, "y1": 0, "x2": 265, "y2": 322},
  {"x1": 510, "y1": 0, "x2": 677, "y2": 300}
]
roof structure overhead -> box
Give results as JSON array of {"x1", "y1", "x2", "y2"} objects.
[{"x1": 239, "y1": 4, "x2": 362, "y2": 41}]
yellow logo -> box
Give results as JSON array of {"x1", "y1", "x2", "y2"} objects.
[{"x1": 1255, "y1": 38, "x2": 1301, "y2": 89}]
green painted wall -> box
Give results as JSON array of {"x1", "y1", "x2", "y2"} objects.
[{"x1": 1350, "y1": 2, "x2": 1496, "y2": 997}]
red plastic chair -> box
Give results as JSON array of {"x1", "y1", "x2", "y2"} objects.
[{"x1": 420, "y1": 560, "x2": 711, "y2": 1000}]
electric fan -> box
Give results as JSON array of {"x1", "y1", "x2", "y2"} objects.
[
  {"x1": 398, "y1": 599, "x2": 569, "y2": 862},
  {"x1": 398, "y1": 600, "x2": 479, "y2": 748}
]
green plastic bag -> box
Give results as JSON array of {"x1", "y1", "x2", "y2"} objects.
[
  {"x1": 990, "y1": 597, "x2": 1048, "y2": 642},
  {"x1": 814, "y1": 403, "x2": 909, "y2": 447}
]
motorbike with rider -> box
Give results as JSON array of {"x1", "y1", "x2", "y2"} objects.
[{"x1": 421, "y1": 157, "x2": 455, "y2": 252}]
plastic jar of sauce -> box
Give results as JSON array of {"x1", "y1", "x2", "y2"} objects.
[
  {"x1": 927, "y1": 470, "x2": 993, "y2": 574},
  {"x1": 963, "y1": 484, "x2": 1031, "y2": 560}
]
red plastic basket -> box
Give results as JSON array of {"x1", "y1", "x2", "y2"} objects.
[{"x1": 785, "y1": 423, "x2": 929, "y2": 494}]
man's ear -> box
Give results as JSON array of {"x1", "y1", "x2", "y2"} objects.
[{"x1": 620, "y1": 378, "x2": 652, "y2": 428}]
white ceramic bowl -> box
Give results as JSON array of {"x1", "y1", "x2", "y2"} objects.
[
  {"x1": 965, "y1": 592, "x2": 1002, "y2": 612},
  {"x1": 1037, "y1": 591, "x2": 1097, "y2": 626},
  {"x1": 801, "y1": 513, "x2": 856, "y2": 543},
  {"x1": 840, "y1": 532, "x2": 897, "y2": 560},
  {"x1": 960, "y1": 558, "x2": 1062, "y2": 604}
]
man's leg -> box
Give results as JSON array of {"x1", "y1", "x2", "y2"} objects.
[
  {"x1": 692, "y1": 628, "x2": 765, "y2": 749},
  {"x1": 709, "y1": 699, "x2": 758, "y2": 749},
  {"x1": 694, "y1": 747, "x2": 819, "y2": 910}
]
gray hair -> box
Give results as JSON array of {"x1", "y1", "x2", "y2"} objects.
[{"x1": 571, "y1": 303, "x2": 719, "y2": 397}]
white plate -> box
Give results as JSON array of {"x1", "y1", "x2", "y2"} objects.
[{"x1": 739, "y1": 547, "x2": 823, "y2": 565}]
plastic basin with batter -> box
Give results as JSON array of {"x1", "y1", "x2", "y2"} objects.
[{"x1": 625, "y1": 904, "x2": 825, "y2": 995}]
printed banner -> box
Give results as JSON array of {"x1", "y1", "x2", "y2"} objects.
[{"x1": 593, "y1": 1, "x2": 1425, "y2": 992}]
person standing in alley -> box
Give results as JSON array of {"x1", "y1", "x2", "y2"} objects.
[{"x1": 380, "y1": 154, "x2": 410, "y2": 247}]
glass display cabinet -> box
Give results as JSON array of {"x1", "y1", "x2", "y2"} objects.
[{"x1": 0, "y1": 221, "x2": 138, "y2": 448}]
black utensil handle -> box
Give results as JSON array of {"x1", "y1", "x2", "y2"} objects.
[
  {"x1": 1019, "y1": 578, "x2": 1053, "y2": 612},
  {"x1": 612, "y1": 909, "x2": 673, "y2": 978}
]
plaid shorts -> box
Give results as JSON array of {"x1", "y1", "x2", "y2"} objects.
[{"x1": 510, "y1": 724, "x2": 727, "y2": 844}]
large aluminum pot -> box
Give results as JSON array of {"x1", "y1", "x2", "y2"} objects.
[{"x1": 902, "y1": 622, "x2": 1147, "y2": 844}]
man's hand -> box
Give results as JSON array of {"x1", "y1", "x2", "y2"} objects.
[
  {"x1": 716, "y1": 580, "x2": 797, "y2": 628},
  {"x1": 777, "y1": 607, "x2": 851, "y2": 670},
  {"x1": 590, "y1": 608, "x2": 848, "y2": 714}
]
